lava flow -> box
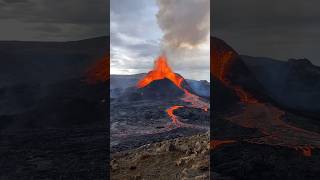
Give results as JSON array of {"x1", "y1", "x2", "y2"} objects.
[
  {"x1": 137, "y1": 55, "x2": 209, "y2": 127},
  {"x1": 166, "y1": 105, "x2": 184, "y2": 126},
  {"x1": 210, "y1": 140, "x2": 236, "y2": 150},
  {"x1": 211, "y1": 37, "x2": 257, "y2": 104},
  {"x1": 211, "y1": 37, "x2": 320, "y2": 157}
]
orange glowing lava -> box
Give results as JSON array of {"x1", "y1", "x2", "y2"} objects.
[
  {"x1": 137, "y1": 55, "x2": 209, "y2": 127},
  {"x1": 166, "y1": 105, "x2": 184, "y2": 126},
  {"x1": 137, "y1": 55, "x2": 185, "y2": 90},
  {"x1": 211, "y1": 37, "x2": 257, "y2": 104}
]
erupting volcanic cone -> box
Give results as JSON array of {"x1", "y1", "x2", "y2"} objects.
[
  {"x1": 133, "y1": 55, "x2": 195, "y2": 100},
  {"x1": 134, "y1": 55, "x2": 209, "y2": 126},
  {"x1": 137, "y1": 78, "x2": 185, "y2": 99},
  {"x1": 137, "y1": 55, "x2": 185, "y2": 89}
]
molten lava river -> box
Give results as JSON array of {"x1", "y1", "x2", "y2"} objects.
[{"x1": 137, "y1": 55, "x2": 209, "y2": 129}]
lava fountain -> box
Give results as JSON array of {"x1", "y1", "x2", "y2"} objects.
[{"x1": 137, "y1": 55, "x2": 209, "y2": 127}]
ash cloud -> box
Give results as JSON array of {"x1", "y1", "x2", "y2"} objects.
[
  {"x1": 156, "y1": 0, "x2": 210, "y2": 51},
  {"x1": 155, "y1": 0, "x2": 210, "y2": 81}
]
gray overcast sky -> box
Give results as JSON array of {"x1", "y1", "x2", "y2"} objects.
[
  {"x1": 111, "y1": 0, "x2": 210, "y2": 81},
  {"x1": 212, "y1": 0, "x2": 320, "y2": 66},
  {"x1": 0, "y1": 0, "x2": 107, "y2": 41}
]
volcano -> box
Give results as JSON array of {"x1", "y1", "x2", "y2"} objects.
[
  {"x1": 137, "y1": 55, "x2": 185, "y2": 90},
  {"x1": 110, "y1": 55, "x2": 210, "y2": 154},
  {"x1": 137, "y1": 78, "x2": 185, "y2": 99},
  {"x1": 120, "y1": 55, "x2": 195, "y2": 100}
]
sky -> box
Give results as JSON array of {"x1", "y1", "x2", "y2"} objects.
[
  {"x1": 110, "y1": 0, "x2": 210, "y2": 81},
  {"x1": 213, "y1": 0, "x2": 320, "y2": 66},
  {"x1": 0, "y1": 0, "x2": 107, "y2": 41}
]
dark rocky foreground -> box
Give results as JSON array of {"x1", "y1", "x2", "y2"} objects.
[
  {"x1": 0, "y1": 128, "x2": 107, "y2": 180},
  {"x1": 0, "y1": 36, "x2": 109, "y2": 179},
  {"x1": 212, "y1": 114, "x2": 320, "y2": 180},
  {"x1": 212, "y1": 141, "x2": 320, "y2": 180},
  {"x1": 110, "y1": 98, "x2": 209, "y2": 153},
  {"x1": 111, "y1": 133, "x2": 210, "y2": 180}
]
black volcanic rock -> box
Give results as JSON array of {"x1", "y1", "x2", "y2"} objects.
[
  {"x1": 212, "y1": 142, "x2": 320, "y2": 180},
  {"x1": 212, "y1": 76, "x2": 239, "y2": 113},
  {"x1": 0, "y1": 37, "x2": 109, "y2": 179},
  {"x1": 120, "y1": 78, "x2": 185, "y2": 101},
  {"x1": 0, "y1": 36, "x2": 109, "y2": 130}
]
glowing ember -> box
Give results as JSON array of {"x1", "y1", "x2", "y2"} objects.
[
  {"x1": 86, "y1": 54, "x2": 110, "y2": 84},
  {"x1": 210, "y1": 140, "x2": 236, "y2": 150},
  {"x1": 294, "y1": 146, "x2": 313, "y2": 157}
]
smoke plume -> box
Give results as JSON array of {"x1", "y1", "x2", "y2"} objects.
[
  {"x1": 155, "y1": 0, "x2": 210, "y2": 81},
  {"x1": 156, "y1": 0, "x2": 210, "y2": 51}
]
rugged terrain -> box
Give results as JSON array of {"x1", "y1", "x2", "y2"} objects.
[
  {"x1": 0, "y1": 37, "x2": 108, "y2": 179},
  {"x1": 110, "y1": 59, "x2": 210, "y2": 179},
  {"x1": 111, "y1": 133, "x2": 210, "y2": 180},
  {"x1": 211, "y1": 36, "x2": 320, "y2": 180}
]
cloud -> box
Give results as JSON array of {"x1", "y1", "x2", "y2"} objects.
[
  {"x1": 156, "y1": 0, "x2": 210, "y2": 50},
  {"x1": 110, "y1": 0, "x2": 210, "y2": 81},
  {"x1": 0, "y1": 0, "x2": 108, "y2": 41},
  {"x1": 213, "y1": 0, "x2": 320, "y2": 65},
  {"x1": 110, "y1": 0, "x2": 162, "y2": 75},
  {"x1": 156, "y1": 0, "x2": 210, "y2": 80}
]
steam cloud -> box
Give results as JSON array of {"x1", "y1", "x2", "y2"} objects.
[{"x1": 156, "y1": 0, "x2": 210, "y2": 51}]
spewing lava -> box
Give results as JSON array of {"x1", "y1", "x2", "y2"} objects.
[
  {"x1": 137, "y1": 55, "x2": 185, "y2": 90},
  {"x1": 137, "y1": 55, "x2": 209, "y2": 127}
]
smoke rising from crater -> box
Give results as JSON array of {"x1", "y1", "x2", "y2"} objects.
[
  {"x1": 155, "y1": 0, "x2": 210, "y2": 81},
  {"x1": 156, "y1": 0, "x2": 210, "y2": 51}
]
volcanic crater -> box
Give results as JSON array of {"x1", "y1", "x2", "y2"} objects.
[{"x1": 110, "y1": 55, "x2": 210, "y2": 152}]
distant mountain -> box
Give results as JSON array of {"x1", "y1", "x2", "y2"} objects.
[
  {"x1": 110, "y1": 74, "x2": 210, "y2": 99},
  {"x1": 0, "y1": 36, "x2": 108, "y2": 86},
  {"x1": 185, "y1": 79, "x2": 210, "y2": 97},
  {"x1": 242, "y1": 55, "x2": 320, "y2": 118}
]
